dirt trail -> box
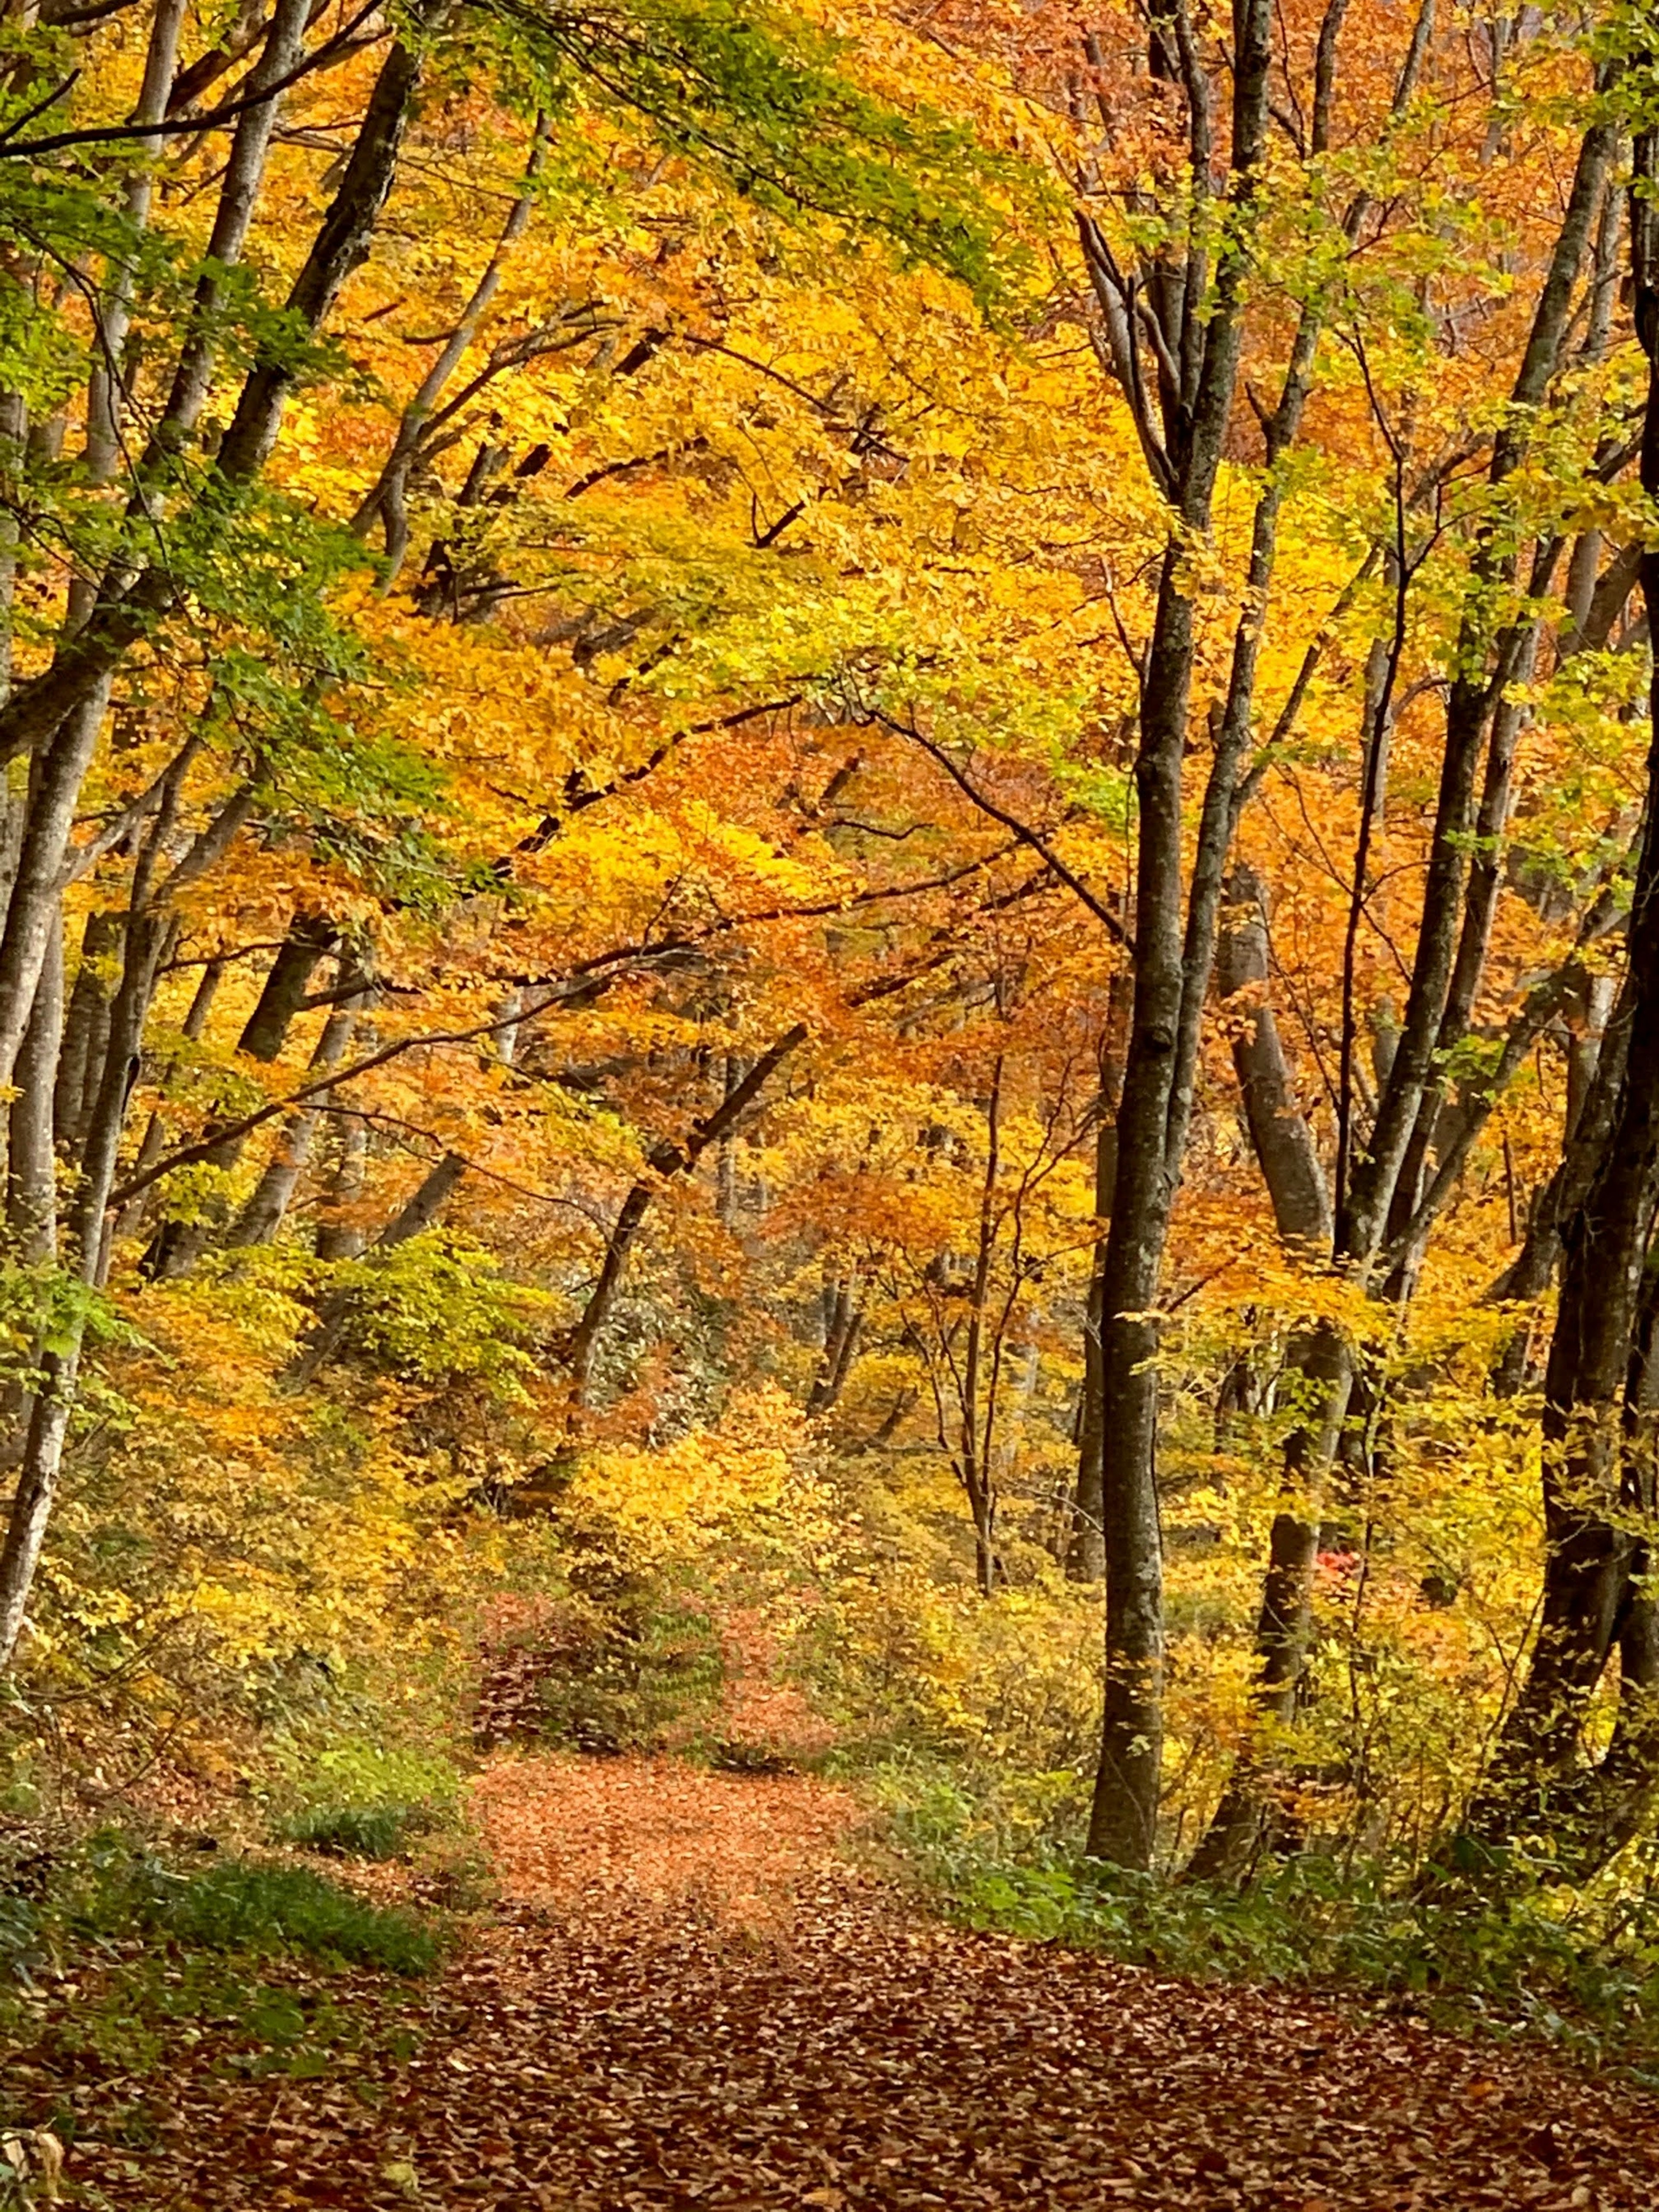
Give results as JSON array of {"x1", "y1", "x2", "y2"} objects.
[
  {"x1": 473, "y1": 1752, "x2": 858, "y2": 1925},
  {"x1": 48, "y1": 1756, "x2": 1659, "y2": 2208}
]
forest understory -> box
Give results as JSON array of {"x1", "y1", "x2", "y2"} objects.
[
  {"x1": 8, "y1": 1743, "x2": 1659, "y2": 2212},
  {"x1": 10, "y1": 1601, "x2": 1659, "y2": 2212}
]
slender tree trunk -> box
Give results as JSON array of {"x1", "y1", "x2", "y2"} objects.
[
  {"x1": 315, "y1": 1111, "x2": 370, "y2": 1262},
  {"x1": 1487, "y1": 965, "x2": 1622, "y2": 1395},
  {"x1": 144, "y1": 911, "x2": 337, "y2": 1277},
  {"x1": 226, "y1": 985, "x2": 362, "y2": 1248},
  {"x1": 0, "y1": 680, "x2": 114, "y2": 1094},
  {"x1": 1071, "y1": 978, "x2": 1131, "y2": 1583},
  {"x1": 1086, "y1": 0, "x2": 1280, "y2": 1867},
  {"x1": 1339, "y1": 98, "x2": 1616, "y2": 1264},
  {"x1": 0, "y1": 1347, "x2": 81, "y2": 1669},
  {"x1": 1554, "y1": 1269, "x2": 1659, "y2": 1865},
  {"x1": 0, "y1": 919, "x2": 62, "y2": 1479},
  {"x1": 807, "y1": 1277, "x2": 864, "y2": 1417},
  {"x1": 716, "y1": 1052, "x2": 747, "y2": 1229},
  {"x1": 0, "y1": 388, "x2": 25, "y2": 727},
  {"x1": 114, "y1": 954, "x2": 226, "y2": 1243},
  {"x1": 7, "y1": 911, "x2": 61, "y2": 1262},
  {"x1": 1189, "y1": 1325, "x2": 1352, "y2": 1881},
  {"x1": 1455, "y1": 134, "x2": 1659, "y2": 1858},
  {"x1": 54, "y1": 908, "x2": 121, "y2": 1157},
  {"x1": 1070, "y1": 1111, "x2": 1112, "y2": 1585},
  {"x1": 1189, "y1": 869, "x2": 1348, "y2": 1878},
  {"x1": 1087, "y1": 545, "x2": 1190, "y2": 1866},
  {"x1": 1218, "y1": 869, "x2": 1332, "y2": 1252},
  {"x1": 960, "y1": 1057, "x2": 1003, "y2": 1597}
]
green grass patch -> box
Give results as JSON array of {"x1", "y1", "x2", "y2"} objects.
[
  {"x1": 2, "y1": 1833, "x2": 440, "y2": 2158},
  {"x1": 276, "y1": 1800, "x2": 425, "y2": 1860},
  {"x1": 267, "y1": 1735, "x2": 462, "y2": 1861},
  {"x1": 3, "y1": 1832, "x2": 439, "y2": 1987},
  {"x1": 83, "y1": 1844, "x2": 440, "y2": 1975}
]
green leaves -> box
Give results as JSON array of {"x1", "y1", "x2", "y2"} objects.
[
  {"x1": 476, "y1": 0, "x2": 1035, "y2": 309},
  {"x1": 326, "y1": 1230, "x2": 552, "y2": 1395},
  {"x1": 0, "y1": 1259, "x2": 125, "y2": 1386}
]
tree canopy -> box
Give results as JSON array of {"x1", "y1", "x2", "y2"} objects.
[{"x1": 6, "y1": 0, "x2": 1659, "y2": 1940}]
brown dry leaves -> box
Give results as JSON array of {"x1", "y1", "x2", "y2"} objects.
[
  {"x1": 474, "y1": 1752, "x2": 857, "y2": 1927},
  {"x1": 18, "y1": 1756, "x2": 1659, "y2": 2210}
]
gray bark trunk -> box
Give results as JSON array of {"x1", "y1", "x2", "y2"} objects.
[{"x1": 226, "y1": 994, "x2": 360, "y2": 1247}]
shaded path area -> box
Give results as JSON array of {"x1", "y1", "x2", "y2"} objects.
[{"x1": 38, "y1": 1758, "x2": 1659, "y2": 2207}]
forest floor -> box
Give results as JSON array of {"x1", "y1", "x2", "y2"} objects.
[{"x1": 14, "y1": 1751, "x2": 1659, "y2": 2211}]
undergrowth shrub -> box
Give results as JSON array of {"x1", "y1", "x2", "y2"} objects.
[
  {"x1": 518, "y1": 1390, "x2": 826, "y2": 1757},
  {"x1": 130, "y1": 1858, "x2": 437, "y2": 1973},
  {"x1": 269, "y1": 1737, "x2": 462, "y2": 1860},
  {"x1": 803, "y1": 1470, "x2": 1105, "y2": 1773},
  {"x1": 278, "y1": 1802, "x2": 418, "y2": 1859},
  {"x1": 3, "y1": 1833, "x2": 438, "y2": 1981},
  {"x1": 532, "y1": 1577, "x2": 725, "y2": 1755},
  {"x1": 874, "y1": 1762, "x2": 1659, "y2": 2077}
]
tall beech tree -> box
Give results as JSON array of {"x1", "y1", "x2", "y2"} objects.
[
  {"x1": 1064, "y1": 0, "x2": 1446, "y2": 1867},
  {"x1": 1192, "y1": 30, "x2": 1633, "y2": 1878}
]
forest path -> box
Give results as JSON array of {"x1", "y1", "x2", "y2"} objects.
[{"x1": 62, "y1": 1754, "x2": 1659, "y2": 2209}]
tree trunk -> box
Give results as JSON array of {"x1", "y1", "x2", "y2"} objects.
[
  {"x1": 1338, "y1": 96, "x2": 1616, "y2": 1265},
  {"x1": 7, "y1": 912, "x2": 61, "y2": 1263},
  {"x1": 114, "y1": 954, "x2": 226, "y2": 1243},
  {"x1": 1071, "y1": 978, "x2": 1130, "y2": 1584},
  {"x1": 1189, "y1": 870, "x2": 1349, "y2": 1879},
  {"x1": 960, "y1": 1056, "x2": 1003, "y2": 1597},
  {"x1": 0, "y1": 680, "x2": 114, "y2": 1094},
  {"x1": 807, "y1": 1278, "x2": 864, "y2": 1417},
  {"x1": 315, "y1": 1111, "x2": 370, "y2": 1262},
  {"x1": 1070, "y1": 1115, "x2": 1110, "y2": 1587},
  {"x1": 1087, "y1": 551, "x2": 1189, "y2": 1861},
  {"x1": 0, "y1": 1348, "x2": 81, "y2": 1669},
  {"x1": 563, "y1": 1025, "x2": 804, "y2": 1409},
  {"x1": 226, "y1": 986, "x2": 362, "y2": 1248},
  {"x1": 1083, "y1": 0, "x2": 1319, "y2": 1863},
  {"x1": 1454, "y1": 136, "x2": 1659, "y2": 1860},
  {"x1": 143, "y1": 911, "x2": 337, "y2": 1277},
  {"x1": 54, "y1": 907, "x2": 122, "y2": 1158},
  {"x1": 1189, "y1": 1323, "x2": 1352, "y2": 1881}
]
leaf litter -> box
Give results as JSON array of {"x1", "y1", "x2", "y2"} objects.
[{"x1": 11, "y1": 1754, "x2": 1659, "y2": 2209}]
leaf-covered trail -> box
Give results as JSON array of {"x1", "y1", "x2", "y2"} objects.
[{"x1": 66, "y1": 1757, "x2": 1659, "y2": 2208}]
